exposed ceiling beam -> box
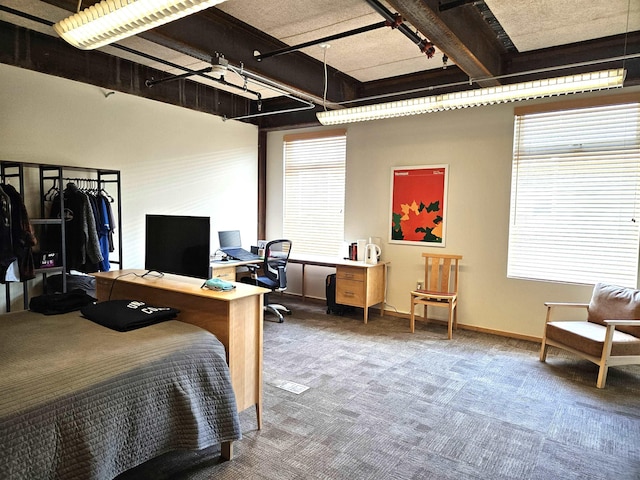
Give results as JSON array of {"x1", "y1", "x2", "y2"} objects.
[
  {"x1": 386, "y1": 0, "x2": 504, "y2": 86},
  {"x1": 0, "y1": 20, "x2": 252, "y2": 120}
]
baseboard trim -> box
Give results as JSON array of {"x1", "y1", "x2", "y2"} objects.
[
  {"x1": 282, "y1": 294, "x2": 541, "y2": 344},
  {"x1": 382, "y1": 308, "x2": 540, "y2": 343}
]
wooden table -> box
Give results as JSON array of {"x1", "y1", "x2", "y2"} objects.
[
  {"x1": 93, "y1": 270, "x2": 269, "y2": 432},
  {"x1": 288, "y1": 254, "x2": 388, "y2": 324}
]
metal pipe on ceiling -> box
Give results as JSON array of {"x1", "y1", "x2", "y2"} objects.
[
  {"x1": 364, "y1": 0, "x2": 435, "y2": 56},
  {"x1": 223, "y1": 64, "x2": 316, "y2": 121},
  {"x1": 254, "y1": 21, "x2": 390, "y2": 61},
  {"x1": 145, "y1": 66, "x2": 213, "y2": 87}
]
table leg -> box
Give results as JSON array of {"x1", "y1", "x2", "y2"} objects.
[
  {"x1": 256, "y1": 403, "x2": 262, "y2": 429},
  {"x1": 221, "y1": 441, "x2": 233, "y2": 460}
]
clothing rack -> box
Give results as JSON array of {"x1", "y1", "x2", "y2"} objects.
[{"x1": 0, "y1": 162, "x2": 122, "y2": 312}]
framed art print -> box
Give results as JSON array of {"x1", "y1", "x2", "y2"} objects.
[{"x1": 389, "y1": 165, "x2": 448, "y2": 246}]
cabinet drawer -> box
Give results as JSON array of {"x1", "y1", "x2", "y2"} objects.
[
  {"x1": 336, "y1": 279, "x2": 365, "y2": 306},
  {"x1": 214, "y1": 266, "x2": 236, "y2": 281},
  {"x1": 336, "y1": 266, "x2": 365, "y2": 281}
]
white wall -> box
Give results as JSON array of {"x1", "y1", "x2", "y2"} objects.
[
  {"x1": 0, "y1": 64, "x2": 258, "y2": 310},
  {"x1": 266, "y1": 86, "x2": 640, "y2": 339}
]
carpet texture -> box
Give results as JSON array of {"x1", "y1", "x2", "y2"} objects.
[{"x1": 121, "y1": 295, "x2": 640, "y2": 480}]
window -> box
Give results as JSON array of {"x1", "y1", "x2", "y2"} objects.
[
  {"x1": 283, "y1": 129, "x2": 346, "y2": 256},
  {"x1": 508, "y1": 98, "x2": 640, "y2": 287}
]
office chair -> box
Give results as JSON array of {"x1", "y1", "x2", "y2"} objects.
[{"x1": 247, "y1": 239, "x2": 292, "y2": 323}]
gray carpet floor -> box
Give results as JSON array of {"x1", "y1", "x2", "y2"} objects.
[{"x1": 122, "y1": 295, "x2": 640, "y2": 480}]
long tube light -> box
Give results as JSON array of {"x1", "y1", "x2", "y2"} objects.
[
  {"x1": 317, "y1": 69, "x2": 626, "y2": 125},
  {"x1": 53, "y1": 0, "x2": 228, "y2": 50}
]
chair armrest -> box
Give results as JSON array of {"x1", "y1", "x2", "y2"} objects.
[
  {"x1": 603, "y1": 319, "x2": 640, "y2": 326},
  {"x1": 544, "y1": 302, "x2": 589, "y2": 308},
  {"x1": 601, "y1": 319, "x2": 640, "y2": 361},
  {"x1": 544, "y1": 302, "x2": 589, "y2": 324},
  {"x1": 277, "y1": 265, "x2": 287, "y2": 289}
]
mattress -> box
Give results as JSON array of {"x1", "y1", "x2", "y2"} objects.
[{"x1": 0, "y1": 309, "x2": 242, "y2": 480}]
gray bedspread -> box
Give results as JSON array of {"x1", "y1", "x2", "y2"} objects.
[{"x1": 0, "y1": 309, "x2": 242, "y2": 480}]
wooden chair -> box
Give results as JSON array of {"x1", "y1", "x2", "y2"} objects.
[{"x1": 410, "y1": 253, "x2": 462, "y2": 339}]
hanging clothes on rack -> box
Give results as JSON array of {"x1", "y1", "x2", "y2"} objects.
[
  {"x1": 80, "y1": 179, "x2": 115, "y2": 271},
  {"x1": 83, "y1": 183, "x2": 111, "y2": 272},
  {"x1": 48, "y1": 182, "x2": 103, "y2": 273},
  {"x1": 0, "y1": 185, "x2": 13, "y2": 261},
  {"x1": 0, "y1": 183, "x2": 36, "y2": 282},
  {"x1": 94, "y1": 193, "x2": 113, "y2": 271}
]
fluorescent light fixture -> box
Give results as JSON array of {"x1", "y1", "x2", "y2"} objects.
[
  {"x1": 317, "y1": 69, "x2": 626, "y2": 125},
  {"x1": 53, "y1": 0, "x2": 228, "y2": 50}
]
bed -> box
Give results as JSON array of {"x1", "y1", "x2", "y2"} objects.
[{"x1": 0, "y1": 308, "x2": 242, "y2": 480}]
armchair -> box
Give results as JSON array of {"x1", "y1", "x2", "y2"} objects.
[{"x1": 540, "y1": 282, "x2": 640, "y2": 388}]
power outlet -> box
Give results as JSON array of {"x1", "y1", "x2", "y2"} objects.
[{"x1": 416, "y1": 281, "x2": 423, "y2": 290}]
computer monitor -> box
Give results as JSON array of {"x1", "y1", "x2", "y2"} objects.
[{"x1": 145, "y1": 215, "x2": 210, "y2": 278}]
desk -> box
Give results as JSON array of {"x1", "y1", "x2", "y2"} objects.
[
  {"x1": 93, "y1": 270, "x2": 269, "y2": 430},
  {"x1": 288, "y1": 254, "x2": 389, "y2": 324}
]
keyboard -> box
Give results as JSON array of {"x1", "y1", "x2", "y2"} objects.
[{"x1": 224, "y1": 248, "x2": 262, "y2": 261}]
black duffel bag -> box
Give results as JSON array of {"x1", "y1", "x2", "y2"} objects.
[{"x1": 29, "y1": 289, "x2": 96, "y2": 315}]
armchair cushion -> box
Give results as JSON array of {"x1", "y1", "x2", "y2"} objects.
[
  {"x1": 588, "y1": 283, "x2": 640, "y2": 337},
  {"x1": 546, "y1": 321, "x2": 640, "y2": 358}
]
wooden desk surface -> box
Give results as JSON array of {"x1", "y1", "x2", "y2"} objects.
[
  {"x1": 211, "y1": 259, "x2": 262, "y2": 270},
  {"x1": 288, "y1": 253, "x2": 389, "y2": 269},
  {"x1": 93, "y1": 269, "x2": 268, "y2": 300}
]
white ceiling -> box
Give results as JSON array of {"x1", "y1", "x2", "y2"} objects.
[
  {"x1": 485, "y1": 0, "x2": 639, "y2": 52},
  {"x1": 216, "y1": 0, "x2": 639, "y2": 81},
  {"x1": 217, "y1": 0, "x2": 450, "y2": 82}
]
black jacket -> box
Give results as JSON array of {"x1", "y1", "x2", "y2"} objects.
[{"x1": 0, "y1": 183, "x2": 36, "y2": 282}]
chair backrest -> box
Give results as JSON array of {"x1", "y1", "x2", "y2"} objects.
[
  {"x1": 264, "y1": 239, "x2": 292, "y2": 289},
  {"x1": 422, "y1": 253, "x2": 462, "y2": 294},
  {"x1": 588, "y1": 282, "x2": 640, "y2": 337}
]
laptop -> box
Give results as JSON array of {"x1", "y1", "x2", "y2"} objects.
[{"x1": 218, "y1": 230, "x2": 262, "y2": 261}]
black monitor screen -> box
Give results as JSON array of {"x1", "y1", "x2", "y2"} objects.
[{"x1": 144, "y1": 214, "x2": 210, "y2": 279}]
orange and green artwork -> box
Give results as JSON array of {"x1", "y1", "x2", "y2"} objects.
[{"x1": 390, "y1": 165, "x2": 448, "y2": 245}]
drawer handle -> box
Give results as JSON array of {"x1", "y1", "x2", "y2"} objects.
[
  {"x1": 344, "y1": 274, "x2": 354, "y2": 279},
  {"x1": 344, "y1": 291, "x2": 355, "y2": 297}
]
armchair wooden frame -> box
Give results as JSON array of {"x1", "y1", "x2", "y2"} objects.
[
  {"x1": 409, "y1": 253, "x2": 462, "y2": 339},
  {"x1": 540, "y1": 302, "x2": 640, "y2": 388}
]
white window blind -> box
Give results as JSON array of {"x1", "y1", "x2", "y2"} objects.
[
  {"x1": 283, "y1": 130, "x2": 346, "y2": 256},
  {"x1": 508, "y1": 100, "x2": 640, "y2": 287}
]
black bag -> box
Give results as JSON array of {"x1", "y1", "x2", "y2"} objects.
[
  {"x1": 81, "y1": 299, "x2": 180, "y2": 332},
  {"x1": 29, "y1": 289, "x2": 97, "y2": 315},
  {"x1": 45, "y1": 273, "x2": 96, "y2": 297},
  {"x1": 326, "y1": 273, "x2": 351, "y2": 316}
]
